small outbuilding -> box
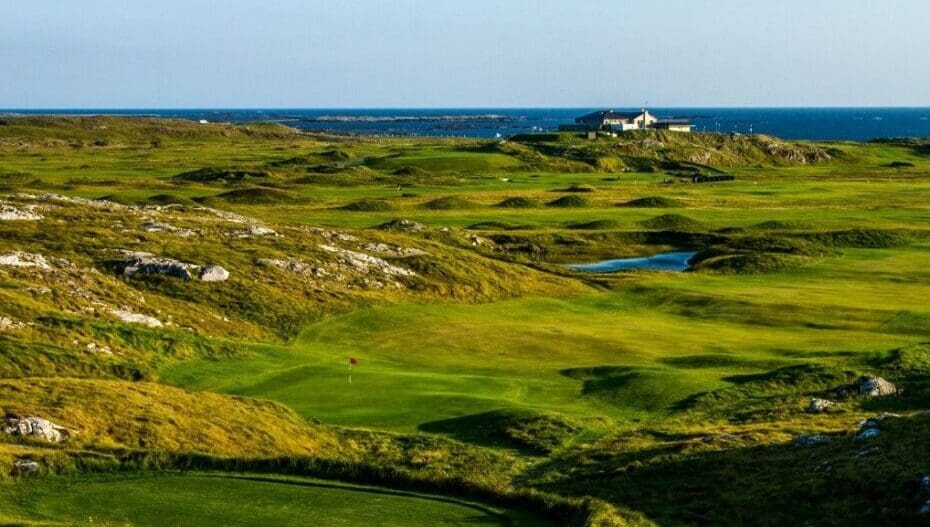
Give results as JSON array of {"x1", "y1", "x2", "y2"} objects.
[{"x1": 652, "y1": 119, "x2": 694, "y2": 132}]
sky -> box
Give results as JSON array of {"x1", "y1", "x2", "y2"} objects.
[{"x1": 2, "y1": 1, "x2": 929, "y2": 108}]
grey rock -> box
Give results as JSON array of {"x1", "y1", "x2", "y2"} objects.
[
  {"x1": 857, "y1": 376, "x2": 897, "y2": 397},
  {"x1": 120, "y1": 253, "x2": 193, "y2": 280},
  {"x1": 111, "y1": 308, "x2": 163, "y2": 328},
  {"x1": 377, "y1": 219, "x2": 427, "y2": 233},
  {"x1": 0, "y1": 204, "x2": 42, "y2": 221},
  {"x1": 794, "y1": 434, "x2": 829, "y2": 447},
  {"x1": 807, "y1": 397, "x2": 836, "y2": 413},
  {"x1": 199, "y1": 265, "x2": 230, "y2": 282},
  {"x1": 11, "y1": 459, "x2": 39, "y2": 476},
  {"x1": 4, "y1": 416, "x2": 70, "y2": 443},
  {"x1": 855, "y1": 428, "x2": 881, "y2": 441},
  {"x1": 0, "y1": 251, "x2": 52, "y2": 269}
]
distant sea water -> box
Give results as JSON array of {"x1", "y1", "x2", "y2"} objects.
[{"x1": 3, "y1": 108, "x2": 930, "y2": 141}]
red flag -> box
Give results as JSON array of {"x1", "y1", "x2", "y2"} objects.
[{"x1": 349, "y1": 357, "x2": 358, "y2": 365}]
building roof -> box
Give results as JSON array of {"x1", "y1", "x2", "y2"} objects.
[{"x1": 575, "y1": 110, "x2": 647, "y2": 123}]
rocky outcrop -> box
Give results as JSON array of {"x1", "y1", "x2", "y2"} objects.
[
  {"x1": 256, "y1": 258, "x2": 328, "y2": 278},
  {"x1": 0, "y1": 316, "x2": 25, "y2": 331},
  {"x1": 141, "y1": 221, "x2": 199, "y2": 238},
  {"x1": 4, "y1": 415, "x2": 71, "y2": 443},
  {"x1": 199, "y1": 265, "x2": 230, "y2": 282},
  {"x1": 856, "y1": 376, "x2": 897, "y2": 397},
  {"x1": 828, "y1": 375, "x2": 897, "y2": 398},
  {"x1": 119, "y1": 252, "x2": 193, "y2": 280},
  {"x1": 110, "y1": 308, "x2": 163, "y2": 328},
  {"x1": 0, "y1": 251, "x2": 52, "y2": 269},
  {"x1": 118, "y1": 252, "x2": 228, "y2": 282},
  {"x1": 758, "y1": 140, "x2": 832, "y2": 165},
  {"x1": 319, "y1": 245, "x2": 415, "y2": 277},
  {"x1": 226, "y1": 225, "x2": 278, "y2": 238},
  {"x1": 378, "y1": 219, "x2": 427, "y2": 233},
  {"x1": 363, "y1": 242, "x2": 428, "y2": 257},
  {"x1": 0, "y1": 204, "x2": 42, "y2": 221}
]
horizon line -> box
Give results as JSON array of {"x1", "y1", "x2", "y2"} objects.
[{"x1": 3, "y1": 105, "x2": 930, "y2": 112}]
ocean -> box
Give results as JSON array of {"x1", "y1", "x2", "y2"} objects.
[{"x1": 3, "y1": 108, "x2": 930, "y2": 141}]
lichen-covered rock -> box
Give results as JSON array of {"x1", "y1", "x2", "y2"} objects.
[
  {"x1": 111, "y1": 308, "x2": 163, "y2": 328},
  {"x1": 227, "y1": 225, "x2": 278, "y2": 238},
  {"x1": 199, "y1": 265, "x2": 230, "y2": 282},
  {"x1": 119, "y1": 253, "x2": 193, "y2": 280},
  {"x1": 378, "y1": 219, "x2": 427, "y2": 233},
  {"x1": 4, "y1": 416, "x2": 71, "y2": 442},
  {"x1": 0, "y1": 204, "x2": 42, "y2": 221},
  {"x1": 256, "y1": 258, "x2": 328, "y2": 278},
  {"x1": 319, "y1": 244, "x2": 415, "y2": 277},
  {"x1": 11, "y1": 459, "x2": 39, "y2": 476},
  {"x1": 0, "y1": 316, "x2": 25, "y2": 331},
  {"x1": 856, "y1": 376, "x2": 897, "y2": 397},
  {"x1": 140, "y1": 221, "x2": 199, "y2": 237},
  {"x1": 807, "y1": 397, "x2": 836, "y2": 413},
  {"x1": 364, "y1": 242, "x2": 428, "y2": 257},
  {"x1": 0, "y1": 251, "x2": 52, "y2": 269}
]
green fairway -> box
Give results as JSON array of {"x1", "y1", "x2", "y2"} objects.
[
  {"x1": 0, "y1": 473, "x2": 548, "y2": 526},
  {"x1": 161, "y1": 244, "x2": 930, "y2": 432}
]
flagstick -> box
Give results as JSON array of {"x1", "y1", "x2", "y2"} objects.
[{"x1": 348, "y1": 361, "x2": 352, "y2": 384}]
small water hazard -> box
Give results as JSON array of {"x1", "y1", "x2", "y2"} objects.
[{"x1": 568, "y1": 251, "x2": 697, "y2": 273}]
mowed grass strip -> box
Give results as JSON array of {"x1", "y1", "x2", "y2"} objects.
[{"x1": 0, "y1": 473, "x2": 550, "y2": 527}]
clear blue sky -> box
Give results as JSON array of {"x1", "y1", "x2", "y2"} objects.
[{"x1": 3, "y1": 0, "x2": 929, "y2": 108}]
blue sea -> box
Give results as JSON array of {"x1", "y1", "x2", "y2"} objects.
[{"x1": 3, "y1": 108, "x2": 930, "y2": 141}]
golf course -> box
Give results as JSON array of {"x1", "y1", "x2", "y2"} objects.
[{"x1": 1, "y1": 116, "x2": 929, "y2": 525}]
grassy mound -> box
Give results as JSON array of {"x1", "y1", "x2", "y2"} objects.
[
  {"x1": 215, "y1": 187, "x2": 302, "y2": 205},
  {"x1": 339, "y1": 198, "x2": 397, "y2": 212},
  {"x1": 556, "y1": 184, "x2": 596, "y2": 193},
  {"x1": 619, "y1": 196, "x2": 684, "y2": 208},
  {"x1": 467, "y1": 221, "x2": 528, "y2": 231},
  {"x1": 420, "y1": 196, "x2": 478, "y2": 210},
  {"x1": 392, "y1": 166, "x2": 432, "y2": 177},
  {"x1": 419, "y1": 409, "x2": 581, "y2": 454},
  {"x1": 173, "y1": 168, "x2": 272, "y2": 183},
  {"x1": 638, "y1": 214, "x2": 706, "y2": 231},
  {"x1": 798, "y1": 228, "x2": 911, "y2": 248},
  {"x1": 494, "y1": 196, "x2": 541, "y2": 208},
  {"x1": 139, "y1": 193, "x2": 197, "y2": 206},
  {"x1": 691, "y1": 252, "x2": 808, "y2": 274},
  {"x1": 0, "y1": 378, "x2": 341, "y2": 457},
  {"x1": 566, "y1": 220, "x2": 622, "y2": 230},
  {"x1": 753, "y1": 220, "x2": 811, "y2": 231},
  {"x1": 546, "y1": 195, "x2": 590, "y2": 208}
]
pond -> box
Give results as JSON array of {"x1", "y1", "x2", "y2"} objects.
[{"x1": 568, "y1": 251, "x2": 697, "y2": 273}]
